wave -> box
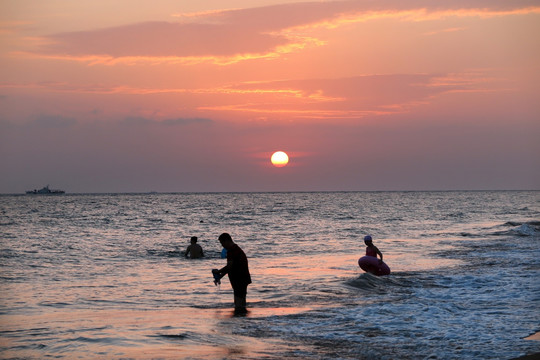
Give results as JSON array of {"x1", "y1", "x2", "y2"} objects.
[
  {"x1": 512, "y1": 223, "x2": 540, "y2": 236},
  {"x1": 155, "y1": 333, "x2": 188, "y2": 340},
  {"x1": 444, "y1": 221, "x2": 540, "y2": 239},
  {"x1": 146, "y1": 249, "x2": 224, "y2": 259},
  {"x1": 0, "y1": 248, "x2": 19, "y2": 259},
  {"x1": 503, "y1": 220, "x2": 540, "y2": 227},
  {"x1": 459, "y1": 232, "x2": 483, "y2": 238},
  {"x1": 344, "y1": 273, "x2": 413, "y2": 293},
  {"x1": 459, "y1": 221, "x2": 540, "y2": 239},
  {"x1": 497, "y1": 221, "x2": 540, "y2": 237},
  {"x1": 445, "y1": 212, "x2": 465, "y2": 219},
  {"x1": 146, "y1": 249, "x2": 184, "y2": 257},
  {"x1": 345, "y1": 273, "x2": 383, "y2": 290}
]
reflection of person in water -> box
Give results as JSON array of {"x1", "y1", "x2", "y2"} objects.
[
  {"x1": 213, "y1": 233, "x2": 251, "y2": 314},
  {"x1": 185, "y1": 236, "x2": 204, "y2": 259},
  {"x1": 364, "y1": 235, "x2": 383, "y2": 262}
]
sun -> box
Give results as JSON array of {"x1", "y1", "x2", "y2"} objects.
[{"x1": 271, "y1": 151, "x2": 289, "y2": 167}]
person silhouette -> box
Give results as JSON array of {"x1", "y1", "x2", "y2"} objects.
[
  {"x1": 364, "y1": 235, "x2": 383, "y2": 262},
  {"x1": 212, "y1": 233, "x2": 251, "y2": 314},
  {"x1": 185, "y1": 236, "x2": 204, "y2": 259}
]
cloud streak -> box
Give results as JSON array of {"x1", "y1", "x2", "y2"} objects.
[
  {"x1": 0, "y1": 69, "x2": 505, "y2": 122},
  {"x1": 24, "y1": 0, "x2": 539, "y2": 65},
  {"x1": 197, "y1": 74, "x2": 454, "y2": 120},
  {"x1": 121, "y1": 116, "x2": 213, "y2": 126}
]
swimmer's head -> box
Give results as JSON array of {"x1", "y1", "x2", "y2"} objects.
[
  {"x1": 364, "y1": 235, "x2": 373, "y2": 245},
  {"x1": 191, "y1": 236, "x2": 198, "y2": 243}
]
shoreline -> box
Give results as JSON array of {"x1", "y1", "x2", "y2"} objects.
[{"x1": 512, "y1": 353, "x2": 540, "y2": 360}]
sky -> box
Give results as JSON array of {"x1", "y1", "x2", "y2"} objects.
[{"x1": 1, "y1": 0, "x2": 539, "y2": 193}]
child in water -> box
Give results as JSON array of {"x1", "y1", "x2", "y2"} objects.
[
  {"x1": 185, "y1": 236, "x2": 204, "y2": 259},
  {"x1": 364, "y1": 235, "x2": 383, "y2": 263}
]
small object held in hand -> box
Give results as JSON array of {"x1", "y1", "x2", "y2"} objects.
[{"x1": 212, "y1": 269, "x2": 222, "y2": 285}]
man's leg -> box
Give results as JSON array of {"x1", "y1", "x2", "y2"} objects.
[{"x1": 233, "y1": 284, "x2": 248, "y2": 314}]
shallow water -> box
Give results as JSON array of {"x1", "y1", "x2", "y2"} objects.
[{"x1": 0, "y1": 191, "x2": 539, "y2": 359}]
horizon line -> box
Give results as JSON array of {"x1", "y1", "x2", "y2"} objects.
[{"x1": 2, "y1": 189, "x2": 538, "y2": 196}]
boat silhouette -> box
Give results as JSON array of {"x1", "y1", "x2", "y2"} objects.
[{"x1": 26, "y1": 185, "x2": 65, "y2": 195}]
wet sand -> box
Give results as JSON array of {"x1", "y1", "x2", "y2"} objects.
[
  {"x1": 513, "y1": 332, "x2": 540, "y2": 359},
  {"x1": 0, "y1": 306, "x2": 316, "y2": 359}
]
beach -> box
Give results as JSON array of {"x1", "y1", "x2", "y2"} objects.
[{"x1": 1, "y1": 191, "x2": 539, "y2": 359}]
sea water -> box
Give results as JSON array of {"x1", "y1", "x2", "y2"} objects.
[{"x1": 0, "y1": 191, "x2": 539, "y2": 359}]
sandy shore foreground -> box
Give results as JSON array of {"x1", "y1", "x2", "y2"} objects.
[{"x1": 513, "y1": 332, "x2": 540, "y2": 359}]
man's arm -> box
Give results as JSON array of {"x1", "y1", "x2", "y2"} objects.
[{"x1": 218, "y1": 259, "x2": 234, "y2": 275}]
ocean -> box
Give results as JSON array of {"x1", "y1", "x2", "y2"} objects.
[{"x1": 0, "y1": 191, "x2": 539, "y2": 359}]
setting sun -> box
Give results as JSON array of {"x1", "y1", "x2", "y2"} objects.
[{"x1": 271, "y1": 151, "x2": 289, "y2": 167}]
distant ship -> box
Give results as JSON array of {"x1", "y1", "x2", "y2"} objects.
[{"x1": 26, "y1": 185, "x2": 65, "y2": 195}]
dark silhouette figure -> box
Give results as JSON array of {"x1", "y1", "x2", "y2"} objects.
[
  {"x1": 185, "y1": 236, "x2": 204, "y2": 259},
  {"x1": 364, "y1": 235, "x2": 383, "y2": 262},
  {"x1": 212, "y1": 233, "x2": 251, "y2": 314}
]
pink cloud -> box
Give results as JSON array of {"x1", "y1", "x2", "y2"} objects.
[
  {"x1": 0, "y1": 70, "x2": 502, "y2": 122},
  {"x1": 198, "y1": 73, "x2": 493, "y2": 120},
  {"x1": 43, "y1": 21, "x2": 287, "y2": 57},
  {"x1": 28, "y1": 0, "x2": 539, "y2": 64}
]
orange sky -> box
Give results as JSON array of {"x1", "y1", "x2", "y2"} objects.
[{"x1": 1, "y1": 0, "x2": 539, "y2": 192}]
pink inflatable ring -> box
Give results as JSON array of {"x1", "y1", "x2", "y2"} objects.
[{"x1": 358, "y1": 256, "x2": 391, "y2": 276}]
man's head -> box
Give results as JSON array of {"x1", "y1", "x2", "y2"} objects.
[
  {"x1": 218, "y1": 233, "x2": 234, "y2": 249},
  {"x1": 191, "y1": 236, "x2": 198, "y2": 244}
]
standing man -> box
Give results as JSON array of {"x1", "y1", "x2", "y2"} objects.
[{"x1": 213, "y1": 233, "x2": 251, "y2": 314}]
